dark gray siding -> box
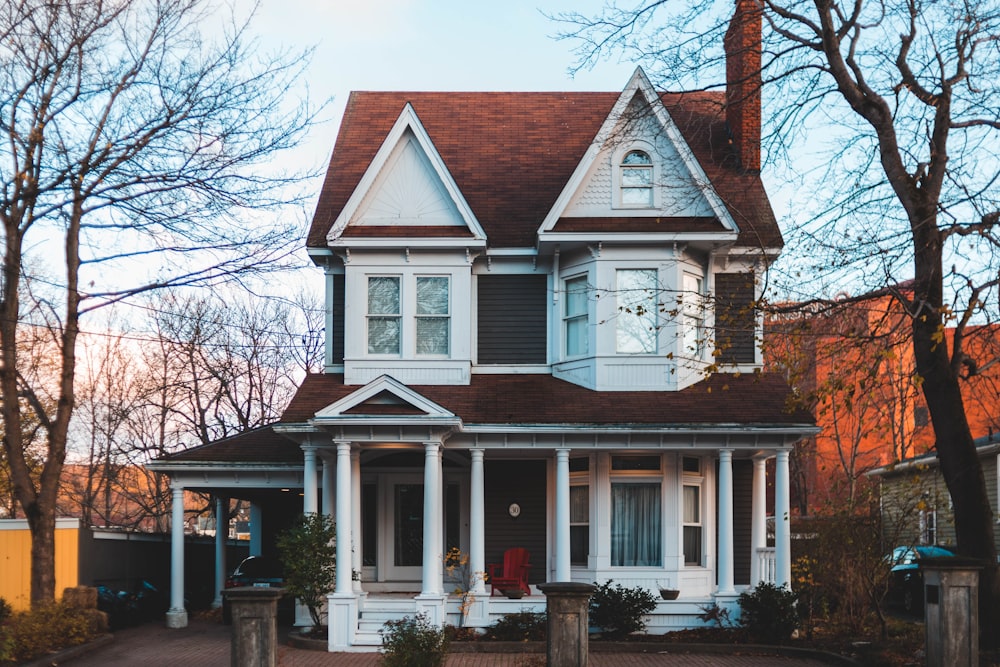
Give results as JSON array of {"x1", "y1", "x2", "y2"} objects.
[
  {"x1": 485, "y1": 460, "x2": 547, "y2": 585},
  {"x1": 715, "y1": 272, "x2": 756, "y2": 364},
  {"x1": 332, "y1": 274, "x2": 345, "y2": 365},
  {"x1": 715, "y1": 459, "x2": 753, "y2": 586},
  {"x1": 477, "y1": 275, "x2": 547, "y2": 364}
]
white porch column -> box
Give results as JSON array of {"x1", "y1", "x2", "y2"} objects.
[
  {"x1": 554, "y1": 448, "x2": 571, "y2": 582},
  {"x1": 469, "y1": 449, "x2": 486, "y2": 594},
  {"x1": 717, "y1": 449, "x2": 735, "y2": 595},
  {"x1": 421, "y1": 441, "x2": 443, "y2": 596},
  {"x1": 334, "y1": 441, "x2": 353, "y2": 594},
  {"x1": 249, "y1": 503, "x2": 263, "y2": 556},
  {"x1": 303, "y1": 446, "x2": 318, "y2": 514},
  {"x1": 322, "y1": 456, "x2": 335, "y2": 518},
  {"x1": 351, "y1": 449, "x2": 363, "y2": 593},
  {"x1": 166, "y1": 483, "x2": 188, "y2": 628},
  {"x1": 328, "y1": 441, "x2": 359, "y2": 650},
  {"x1": 213, "y1": 495, "x2": 226, "y2": 608},
  {"x1": 775, "y1": 450, "x2": 792, "y2": 589},
  {"x1": 750, "y1": 455, "x2": 767, "y2": 584}
]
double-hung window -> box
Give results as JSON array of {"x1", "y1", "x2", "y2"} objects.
[
  {"x1": 616, "y1": 269, "x2": 658, "y2": 354},
  {"x1": 610, "y1": 455, "x2": 662, "y2": 567},
  {"x1": 682, "y1": 456, "x2": 703, "y2": 566},
  {"x1": 367, "y1": 275, "x2": 449, "y2": 356},
  {"x1": 564, "y1": 275, "x2": 589, "y2": 357},
  {"x1": 681, "y1": 273, "x2": 705, "y2": 357},
  {"x1": 620, "y1": 150, "x2": 654, "y2": 207},
  {"x1": 570, "y1": 457, "x2": 590, "y2": 566},
  {"x1": 416, "y1": 276, "x2": 449, "y2": 355},
  {"x1": 368, "y1": 276, "x2": 401, "y2": 354}
]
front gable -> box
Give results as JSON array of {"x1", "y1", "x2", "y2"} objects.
[
  {"x1": 313, "y1": 374, "x2": 460, "y2": 426},
  {"x1": 327, "y1": 104, "x2": 486, "y2": 245},
  {"x1": 539, "y1": 68, "x2": 739, "y2": 239}
]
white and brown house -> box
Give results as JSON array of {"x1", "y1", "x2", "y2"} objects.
[{"x1": 149, "y1": 0, "x2": 816, "y2": 649}]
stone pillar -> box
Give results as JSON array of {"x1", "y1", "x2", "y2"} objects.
[
  {"x1": 166, "y1": 483, "x2": 188, "y2": 628},
  {"x1": 717, "y1": 449, "x2": 735, "y2": 595},
  {"x1": 750, "y1": 455, "x2": 767, "y2": 585},
  {"x1": 924, "y1": 559, "x2": 982, "y2": 667},
  {"x1": 214, "y1": 495, "x2": 227, "y2": 608},
  {"x1": 774, "y1": 450, "x2": 792, "y2": 589},
  {"x1": 554, "y1": 448, "x2": 571, "y2": 582},
  {"x1": 303, "y1": 446, "x2": 318, "y2": 514},
  {"x1": 224, "y1": 587, "x2": 284, "y2": 667},
  {"x1": 538, "y1": 582, "x2": 596, "y2": 667}
]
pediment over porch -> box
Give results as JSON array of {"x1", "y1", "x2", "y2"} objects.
[{"x1": 308, "y1": 374, "x2": 462, "y2": 433}]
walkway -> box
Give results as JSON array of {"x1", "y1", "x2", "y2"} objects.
[{"x1": 63, "y1": 618, "x2": 837, "y2": 667}]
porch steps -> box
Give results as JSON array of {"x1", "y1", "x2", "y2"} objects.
[{"x1": 356, "y1": 596, "x2": 420, "y2": 645}]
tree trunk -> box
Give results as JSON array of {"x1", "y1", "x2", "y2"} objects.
[
  {"x1": 26, "y1": 499, "x2": 57, "y2": 603},
  {"x1": 912, "y1": 222, "x2": 1000, "y2": 648}
]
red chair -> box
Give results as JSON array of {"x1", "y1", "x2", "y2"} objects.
[{"x1": 487, "y1": 547, "x2": 531, "y2": 597}]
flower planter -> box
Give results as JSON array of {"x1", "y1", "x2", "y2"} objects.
[
  {"x1": 659, "y1": 589, "x2": 680, "y2": 600},
  {"x1": 504, "y1": 589, "x2": 525, "y2": 599}
]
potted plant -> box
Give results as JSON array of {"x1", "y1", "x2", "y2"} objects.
[{"x1": 658, "y1": 580, "x2": 680, "y2": 600}]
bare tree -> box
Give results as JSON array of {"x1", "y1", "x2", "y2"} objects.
[
  {"x1": 0, "y1": 0, "x2": 315, "y2": 604},
  {"x1": 556, "y1": 0, "x2": 1000, "y2": 641}
]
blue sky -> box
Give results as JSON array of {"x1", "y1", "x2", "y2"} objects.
[{"x1": 256, "y1": 0, "x2": 639, "y2": 177}]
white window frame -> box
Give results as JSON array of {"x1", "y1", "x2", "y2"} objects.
[
  {"x1": 616, "y1": 268, "x2": 658, "y2": 354},
  {"x1": 367, "y1": 275, "x2": 401, "y2": 355},
  {"x1": 365, "y1": 274, "x2": 451, "y2": 358},
  {"x1": 415, "y1": 275, "x2": 450, "y2": 356},
  {"x1": 682, "y1": 456, "x2": 705, "y2": 567},
  {"x1": 563, "y1": 274, "x2": 590, "y2": 358},
  {"x1": 919, "y1": 508, "x2": 937, "y2": 545},
  {"x1": 613, "y1": 144, "x2": 658, "y2": 209},
  {"x1": 681, "y1": 272, "x2": 705, "y2": 358}
]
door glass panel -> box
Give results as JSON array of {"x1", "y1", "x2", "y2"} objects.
[{"x1": 394, "y1": 484, "x2": 423, "y2": 567}]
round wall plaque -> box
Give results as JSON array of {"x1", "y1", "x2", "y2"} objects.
[{"x1": 508, "y1": 502, "x2": 521, "y2": 518}]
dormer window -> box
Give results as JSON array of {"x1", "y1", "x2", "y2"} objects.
[{"x1": 620, "y1": 150, "x2": 653, "y2": 207}]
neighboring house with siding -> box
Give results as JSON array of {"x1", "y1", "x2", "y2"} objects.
[
  {"x1": 870, "y1": 433, "x2": 1000, "y2": 554},
  {"x1": 148, "y1": 0, "x2": 816, "y2": 649}
]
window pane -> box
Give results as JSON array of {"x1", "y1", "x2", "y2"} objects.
[
  {"x1": 416, "y1": 317, "x2": 449, "y2": 355},
  {"x1": 368, "y1": 277, "x2": 400, "y2": 314},
  {"x1": 611, "y1": 483, "x2": 661, "y2": 566},
  {"x1": 368, "y1": 317, "x2": 400, "y2": 354},
  {"x1": 622, "y1": 167, "x2": 652, "y2": 187},
  {"x1": 683, "y1": 526, "x2": 702, "y2": 565},
  {"x1": 566, "y1": 317, "x2": 587, "y2": 356},
  {"x1": 570, "y1": 486, "x2": 589, "y2": 523},
  {"x1": 417, "y1": 277, "x2": 448, "y2": 314},
  {"x1": 683, "y1": 485, "x2": 700, "y2": 524},
  {"x1": 570, "y1": 526, "x2": 588, "y2": 566},
  {"x1": 616, "y1": 269, "x2": 657, "y2": 353},
  {"x1": 622, "y1": 150, "x2": 652, "y2": 165},
  {"x1": 565, "y1": 277, "x2": 588, "y2": 316},
  {"x1": 611, "y1": 455, "x2": 661, "y2": 471},
  {"x1": 622, "y1": 186, "x2": 653, "y2": 206}
]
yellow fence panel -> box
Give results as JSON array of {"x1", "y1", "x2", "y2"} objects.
[{"x1": 0, "y1": 518, "x2": 80, "y2": 610}]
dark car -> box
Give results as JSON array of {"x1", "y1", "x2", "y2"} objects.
[
  {"x1": 886, "y1": 545, "x2": 955, "y2": 613},
  {"x1": 222, "y1": 555, "x2": 294, "y2": 625}
]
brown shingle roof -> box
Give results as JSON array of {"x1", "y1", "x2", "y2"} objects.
[
  {"x1": 308, "y1": 91, "x2": 782, "y2": 251},
  {"x1": 161, "y1": 426, "x2": 302, "y2": 463},
  {"x1": 281, "y1": 372, "x2": 811, "y2": 426}
]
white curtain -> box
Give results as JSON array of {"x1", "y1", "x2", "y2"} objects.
[{"x1": 611, "y1": 483, "x2": 661, "y2": 566}]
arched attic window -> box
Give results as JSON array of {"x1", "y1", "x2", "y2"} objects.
[{"x1": 620, "y1": 150, "x2": 653, "y2": 207}]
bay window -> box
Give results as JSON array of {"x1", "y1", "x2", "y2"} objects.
[{"x1": 611, "y1": 483, "x2": 662, "y2": 566}]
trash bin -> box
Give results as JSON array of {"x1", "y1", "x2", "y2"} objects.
[{"x1": 922, "y1": 557, "x2": 982, "y2": 667}]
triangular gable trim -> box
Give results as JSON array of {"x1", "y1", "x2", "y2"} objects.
[
  {"x1": 327, "y1": 104, "x2": 487, "y2": 243},
  {"x1": 538, "y1": 67, "x2": 739, "y2": 235},
  {"x1": 313, "y1": 374, "x2": 456, "y2": 419}
]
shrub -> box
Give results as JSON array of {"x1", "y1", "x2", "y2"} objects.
[
  {"x1": 588, "y1": 580, "x2": 658, "y2": 640},
  {"x1": 276, "y1": 512, "x2": 336, "y2": 629},
  {"x1": 738, "y1": 582, "x2": 799, "y2": 644},
  {"x1": 4, "y1": 601, "x2": 97, "y2": 662},
  {"x1": 484, "y1": 611, "x2": 546, "y2": 641},
  {"x1": 380, "y1": 614, "x2": 449, "y2": 667}
]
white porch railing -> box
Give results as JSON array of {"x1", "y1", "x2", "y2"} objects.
[{"x1": 756, "y1": 547, "x2": 776, "y2": 584}]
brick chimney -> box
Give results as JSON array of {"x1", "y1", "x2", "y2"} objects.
[{"x1": 724, "y1": 0, "x2": 762, "y2": 172}]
